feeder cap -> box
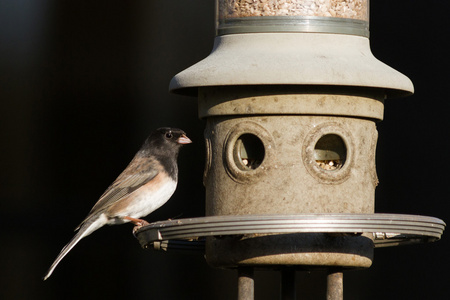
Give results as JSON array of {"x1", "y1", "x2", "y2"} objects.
[{"x1": 170, "y1": 33, "x2": 414, "y2": 98}]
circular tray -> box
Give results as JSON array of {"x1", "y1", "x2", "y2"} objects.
[{"x1": 134, "y1": 214, "x2": 445, "y2": 251}]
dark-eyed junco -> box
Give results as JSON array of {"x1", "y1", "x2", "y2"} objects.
[{"x1": 43, "y1": 127, "x2": 192, "y2": 280}]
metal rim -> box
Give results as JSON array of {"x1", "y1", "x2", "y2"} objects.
[{"x1": 135, "y1": 213, "x2": 445, "y2": 250}]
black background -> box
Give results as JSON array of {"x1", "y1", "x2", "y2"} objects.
[{"x1": 1, "y1": 1, "x2": 448, "y2": 299}]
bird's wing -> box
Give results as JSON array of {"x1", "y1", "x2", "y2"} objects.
[{"x1": 76, "y1": 157, "x2": 160, "y2": 230}]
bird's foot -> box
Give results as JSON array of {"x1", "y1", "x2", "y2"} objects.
[{"x1": 123, "y1": 216, "x2": 150, "y2": 235}]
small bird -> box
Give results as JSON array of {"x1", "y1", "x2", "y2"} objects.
[{"x1": 43, "y1": 127, "x2": 192, "y2": 280}]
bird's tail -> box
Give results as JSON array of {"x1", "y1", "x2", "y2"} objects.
[{"x1": 43, "y1": 214, "x2": 106, "y2": 280}]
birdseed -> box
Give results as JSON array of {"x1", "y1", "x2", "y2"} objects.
[{"x1": 218, "y1": 0, "x2": 368, "y2": 21}]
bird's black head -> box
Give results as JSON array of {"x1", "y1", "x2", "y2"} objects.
[{"x1": 141, "y1": 127, "x2": 192, "y2": 158}]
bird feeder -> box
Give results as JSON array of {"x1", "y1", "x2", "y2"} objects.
[{"x1": 136, "y1": 1, "x2": 445, "y2": 298}]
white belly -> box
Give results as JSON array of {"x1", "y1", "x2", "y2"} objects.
[{"x1": 113, "y1": 179, "x2": 178, "y2": 222}]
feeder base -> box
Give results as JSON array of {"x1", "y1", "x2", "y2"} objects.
[{"x1": 206, "y1": 232, "x2": 373, "y2": 269}]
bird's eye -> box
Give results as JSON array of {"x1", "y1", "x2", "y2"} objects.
[{"x1": 165, "y1": 132, "x2": 173, "y2": 139}]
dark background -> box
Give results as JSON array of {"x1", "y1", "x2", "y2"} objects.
[{"x1": 1, "y1": 0, "x2": 448, "y2": 299}]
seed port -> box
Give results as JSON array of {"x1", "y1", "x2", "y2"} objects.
[
  {"x1": 314, "y1": 134, "x2": 347, "y2": 171},
  {"x1": 233, "y1": 134, "x2": 265, "y2": 171}
]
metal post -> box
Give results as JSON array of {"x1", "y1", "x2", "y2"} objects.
[
  {"x1": 326, "y1": 269, "x2": 343, "y2": 300},
  {"x1": 280, "y1": 268, "x2": 296, "y2": 300},
  {"x1": 238, "y1": 267, "x2": 254, "y2": 300}
]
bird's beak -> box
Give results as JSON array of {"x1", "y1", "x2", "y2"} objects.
[{"x1": 177, "y1": 134, "x2": 192, "y2": 145}]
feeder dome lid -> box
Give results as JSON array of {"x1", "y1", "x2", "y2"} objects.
[{"x1": 170, "y1": 33, "x2": 414, "y2": 98}]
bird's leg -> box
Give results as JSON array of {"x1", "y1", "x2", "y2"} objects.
[
  {"x1": 123, "y1": 216, "x2": 150, "y2": 226},
  {"x1": 123, "y1": 216, "x2": 150, "y2": 234}
]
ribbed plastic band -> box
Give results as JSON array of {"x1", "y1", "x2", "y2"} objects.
[
  {"x1": 217, "y1": 16, "x2": 369, "y2": 37},
  {"x1": 135, "y1": 214, "x2": 445, "y2": 250}
]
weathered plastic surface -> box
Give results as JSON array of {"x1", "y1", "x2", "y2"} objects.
[
  {"x1": 170, "y1": 33, "x2": 413, "y2": 98},
  {"x1": 201, "y1": 86, "x2": 379, "y2": 268},
  {"x1": 203, "y1": 88, "x2": 379, "y2": 216}
]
